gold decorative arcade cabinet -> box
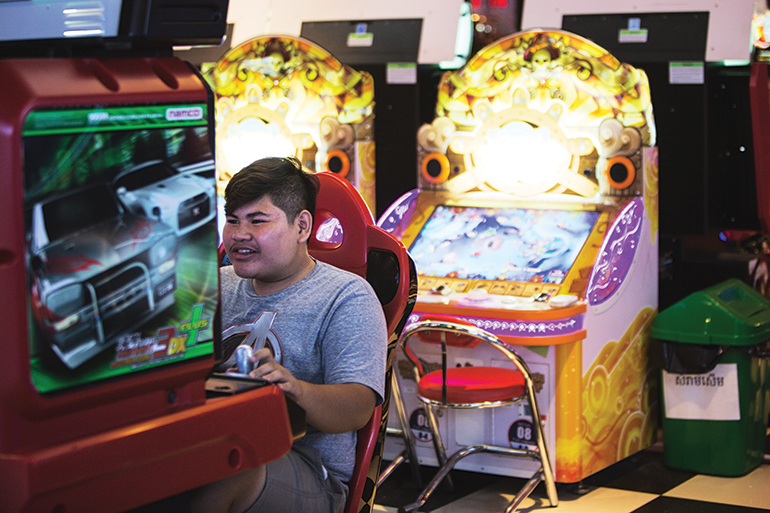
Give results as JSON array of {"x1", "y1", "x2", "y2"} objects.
[
  {"x1": 379, "y1": 29, "x2": 659, "y2": 483},
  {"x1": 211, "y1": 35, "x2": 376, "y2": 212}
]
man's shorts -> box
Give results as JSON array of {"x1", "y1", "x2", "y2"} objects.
[{"x1": 244, "y1": 445, "x2": 348, "y2": 513}]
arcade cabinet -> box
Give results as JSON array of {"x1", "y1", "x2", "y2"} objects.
[
  {"x1": 380, "y1": 29, "x2": 659, "y2": 483},
  {"x1": 0, "y1": 2, "x2": 305, "y2": 512}
]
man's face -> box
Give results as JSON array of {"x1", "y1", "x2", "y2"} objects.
[{"x1": 223, "y1": 195, "x2": 305, "y2": 284}]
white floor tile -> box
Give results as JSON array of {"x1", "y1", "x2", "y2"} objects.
[
  {"x1": 373, "y1": 505, "x2": 398, "y2": 513},
  {"x1": 430, "y1": 484, "x2": 658, "y2": 513},
  {"x1": 664, "y1": 464, "x2": 770, "y2": 509}
]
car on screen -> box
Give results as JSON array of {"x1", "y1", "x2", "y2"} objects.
[
  {"x1": 27, "y1": 182, "x2": 177, "y2": 369},
  {"x1": 112, "y1": 159, "x2": 216, "y2": 237}
]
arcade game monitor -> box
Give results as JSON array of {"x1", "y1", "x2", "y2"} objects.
[
  {"x1": 380, "y1": 29, "x2": 659, "y2": 483},
  {"x1": 24, "y1": 102, "x2": 217, "y2": 383},
  {"x1": 409, "y1": 204, "x2": 600, "y2": 289}
]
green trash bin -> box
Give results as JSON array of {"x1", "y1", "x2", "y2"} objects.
[{"x1": 650, "y1": 279, "x2": 770, "y2": 476}]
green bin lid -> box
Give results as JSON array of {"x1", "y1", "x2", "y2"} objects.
[{"x1": 651, "y1": 279, "x2": 770, "y2": 346}]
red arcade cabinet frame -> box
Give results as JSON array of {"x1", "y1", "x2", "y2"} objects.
[{"x1": 0, "y1": 57, "x2": 301, "y2": 513}]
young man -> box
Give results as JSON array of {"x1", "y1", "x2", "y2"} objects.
[{"x1": 192, "y1": 157, "x2": 387, "y2": 513}]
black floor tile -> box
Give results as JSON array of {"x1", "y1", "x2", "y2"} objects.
[
  {"x1": 632, "y1": 496, "x2": 770, "y2": 513},
  {"x1": 375, "y1": 460, "x2": 510, "y2": 511},
  {"x1": 582, "y1": 448, "x2": 697, "y2": 495}
]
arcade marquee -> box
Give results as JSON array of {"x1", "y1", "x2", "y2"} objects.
[{"x1": 209, "y1": 35, "x2": 377, "y2": 215}]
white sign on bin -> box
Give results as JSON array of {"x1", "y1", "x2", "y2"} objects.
[{"x1": 663, "y1": 363, "x2": 740, "y2": 421}]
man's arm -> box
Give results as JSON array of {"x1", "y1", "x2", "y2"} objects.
[{"x1": 249, "y1": 347, "x2": 376, "y2": 433}]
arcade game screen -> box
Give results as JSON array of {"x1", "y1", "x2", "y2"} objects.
[
  {"x1": 409, "y1": 205, "x2": 600, "y2": 284},
  {"x1": 22, "y1": 103, "x2": 219, "y2": 394}
]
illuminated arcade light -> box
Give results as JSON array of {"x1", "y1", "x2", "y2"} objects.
[
  {"x1": 219, "y1": 117, "x2": 296, "y2": 172},
  {"x1": 439, "y1": 1, "x2": 473, "y2": 70},
  {"x1": 472, "y1": 121, "x2": 570, "y2": 193},
  {"x1": 63, "y1": 29, "x2": 104, "y2": 37},
  {"x1": 62, "y1": 7, "x2": 105, "y2": 15},
  {"x1": 62, "y1": 3, "x2": 106, "y2": 37}
]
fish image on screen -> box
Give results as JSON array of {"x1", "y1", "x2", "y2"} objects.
[{"x1": 408, "y1": 205, "x2": 600, "y2": 284}]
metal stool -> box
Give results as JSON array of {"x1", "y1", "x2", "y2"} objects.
[{"x1": 395, "y1": 315, "x2": 558, "y2": 513}]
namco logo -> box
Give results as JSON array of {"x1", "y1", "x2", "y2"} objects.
[
  {"x1": 166, "y1": 106, "x2": 203, "y2": 121},
  {"x1": 87, "y1": 112, "x2": 109, "y2": 123}
]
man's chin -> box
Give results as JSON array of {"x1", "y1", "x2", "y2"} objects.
[{"x1": 229, "y1": 263, "x2": 259, "y2": 280}]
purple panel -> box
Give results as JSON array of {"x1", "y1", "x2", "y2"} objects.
[
  {"x1": 587, "y1": 197, "x2": 644, "y2": 307},
  {"x1": 315, "y1": 217, "x2": 344, "y2": 244},
  {"x1": 406, "y1": 312, "x2": 586, "y2": 339},
  {"x1": 376, "y1": 189, "x2": 419, "y2": 238}
]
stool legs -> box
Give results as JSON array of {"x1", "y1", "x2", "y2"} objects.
[
  {"x1": 524, "y1": 376, "x2": 558, "y2": 507},
  {"x1": 378, "y1": 373, "x2": 423, "y2": 488},
  {"x1": 422, "y1": 403, "x2": 455, "y2": 491},
  {"x1": 398, "y1": 444, "x2": 547, "y2": 513}
]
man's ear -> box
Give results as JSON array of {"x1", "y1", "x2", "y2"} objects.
[{"x1": 296, "y1": 210, "x2": 313, "y2": 244}]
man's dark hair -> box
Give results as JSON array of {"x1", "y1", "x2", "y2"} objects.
[{"x1": 224, "y1": 156, "x2": 320, "y2": 223}]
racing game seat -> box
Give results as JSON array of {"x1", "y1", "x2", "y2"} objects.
[{"x1": 310, "y1": 171, "x2": 417, "y2": 513}]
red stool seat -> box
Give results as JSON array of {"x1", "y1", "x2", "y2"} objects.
[{"x1": 418, "y1": 366, "x2": 525, "y2": 404}]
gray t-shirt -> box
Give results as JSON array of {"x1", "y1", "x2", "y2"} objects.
[{"x1": 219, "y1": 260, "x2": 387, "y2": 482}]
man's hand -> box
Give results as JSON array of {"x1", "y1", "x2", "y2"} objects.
[
  {"x1": 248, "y1": 347, "x2": 302, "y2": 400},
  {"x1": 247, "y1": 347, "x2": 376, "y2": 434}
]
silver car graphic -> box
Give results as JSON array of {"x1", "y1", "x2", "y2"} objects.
[
  {"x1": 28, "y1": 182, "x2": 177, "y2": 369},
  {"x1": 113, "y1": 159, "x2": 216, "y2": 237}
]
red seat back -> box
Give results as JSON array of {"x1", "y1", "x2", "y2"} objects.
[
  {"x1": 309, "y1": 172, "x2": 415, "y2": 339},
  {"x1": 310, "y1": 172, "x2": 415, "y2": 513}
]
